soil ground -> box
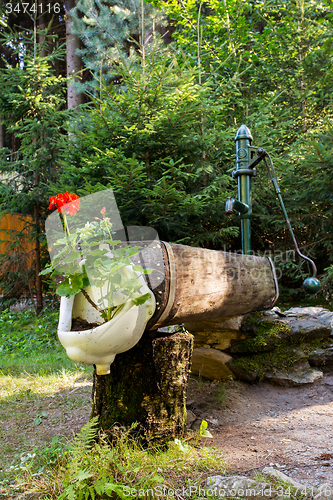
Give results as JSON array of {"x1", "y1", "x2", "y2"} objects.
[
  {"x1": 187, "y1": 373, "x2": 333, "y2": 488},
  {"x1": 2, "y1": 370, "x2": 333, "y2": 493}
]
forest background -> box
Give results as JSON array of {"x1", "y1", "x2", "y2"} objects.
[{"x1": 0, "y1": 0, "x2": 333, "y2": 313}]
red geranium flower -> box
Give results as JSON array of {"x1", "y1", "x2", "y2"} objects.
[{"x1": 48, "y1": 192, "x2": 80, "y2": 215}]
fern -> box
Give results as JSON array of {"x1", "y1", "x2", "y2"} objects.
[
  {"x1": 70, "y1": 416, "x2": 99, "y2": 463},
  {"x1": 58, "y1": 417, "x2": 130, "y2": 499}
]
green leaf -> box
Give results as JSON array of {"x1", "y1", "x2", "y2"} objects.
[
  {"x1": 70, "y1": 274, "x2": 84, "y2": 292},
  {"x1": 89, "y1": 248, "x2": 107, "y2": 256},
  {"x1": 133, "y1": 293, "x2": 151, "y2": 306},
  {"x1": 132, "y1": 264, "x2": 143, "y2": 272},
  {"x1": 56, "y1": 281, "x2": 73, "y2": 297},
  {"x1": 199, "y1": 420, "x2": 213, "y2": 438},
  {"x1": 174, "y1": 438, "x2": 190, "y2": 452},
  {"x1": 39, "y1": 266, "x2": 53, "y2": 276},
  {"x1": 76, "y1": 470, "x2": 94, "y2": 481},
  {"x1": 82, "y1": 275, "x2": 90, "y2": 288}
]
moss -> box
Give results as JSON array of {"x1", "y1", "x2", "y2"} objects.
[
  {"x1": 233, "y1": 348, "x2": 299, "y2": 381},
  {"x1": 233, "y1": 338, "x2": 324, "y2": 382},
  {"x1": 243, "y1": 311, "x2": 266, "y2": 326},
  {"x1": 236, "y1": 319, "x2": 292, "y2": 353}
]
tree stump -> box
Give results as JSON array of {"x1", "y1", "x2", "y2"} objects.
[{"x1": 91, "y1": 328, "x2": 193, "y2": 443}]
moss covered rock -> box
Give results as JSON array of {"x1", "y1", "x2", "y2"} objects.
[{"x1": 228, "y1": 309, "x2": 332, "y2": 355}]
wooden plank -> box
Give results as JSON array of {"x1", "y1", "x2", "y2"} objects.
[
  {"x1": 0, "y1": 213, "x2": 34, "y2": 258},
  {"x1": 0, "y1": 214, "x2": 35, "y2": 289}
]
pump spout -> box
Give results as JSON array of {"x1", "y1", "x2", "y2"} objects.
[{"x1": 225, "y1": 197, "x2": 249, "y2": 215}]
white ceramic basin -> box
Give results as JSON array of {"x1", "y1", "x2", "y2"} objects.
[{"x1": 57, "y1": 274, "x2": 156, "y2": 375}]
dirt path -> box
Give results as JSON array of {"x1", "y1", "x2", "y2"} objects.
[{"x1": 187, "y1": 374, "x2": 333, "y2": 488}]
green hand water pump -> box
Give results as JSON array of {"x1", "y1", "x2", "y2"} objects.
[{"x1": 226, "y1": 124, "x2": 321, "y2": 295}]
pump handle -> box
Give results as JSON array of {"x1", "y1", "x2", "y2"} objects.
[{"x1": 262, "y1": 153, "x2": 320, "y2": 295}]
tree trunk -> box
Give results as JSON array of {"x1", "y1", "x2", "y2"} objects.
[
  {"x1": 34, "y1": 203, "x2": 43, "y2": 315},
  {"x1": 38, "y1": 0, "x2": 51, "y2": 58},
  {"x1": 65, "y1": 0, "x2": 83, "y2": 109},
  {"x1": 91, "y1": 329, "x2": 193, "y2": 443},
  {"x1": 0, "y1": 116, "x2": 3, "y2": 150}
]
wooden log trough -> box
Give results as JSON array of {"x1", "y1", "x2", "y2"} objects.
[
  {"x1": 92, "y1": 241, "x2": 279, "y2": 441},
  {"x1": 124, "y1": 241, "x2": 279, "y2": 330}
]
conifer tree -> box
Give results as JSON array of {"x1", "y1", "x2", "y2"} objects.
[
  {"x1": 70, "y1": 0, "x2": 166, "y2": 90},
  {"x1": 56, "y1": 39, "x2": 237, "y2": 248},
  {"x1": 0, "y1": 29, "x2": 69, "y2": 311}
]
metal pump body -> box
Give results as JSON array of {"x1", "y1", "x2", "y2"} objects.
[{"x1": 227, "y1": 124, "x2": 266, "y2": 255}]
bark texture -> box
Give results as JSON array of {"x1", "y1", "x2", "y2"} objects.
[
  {"x1": 153, "y1": 243, "x2": 279, "y2": 328},
  {"x1": 65, "y1": 0, "x2": 83, "y2": 109},
  {"x1": 0, "y1": 117, "x2": 3, "y2": 150},
  {"x1": 91, "y1": 329, "x2": 193, "y2": 443}
]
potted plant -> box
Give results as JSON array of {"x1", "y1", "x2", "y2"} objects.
[{"x1": 41, "y1": 191, "x2": 156, "y2": 374}]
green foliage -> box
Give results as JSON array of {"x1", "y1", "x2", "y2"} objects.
[
  {"x1": 2, "y1": 0, "x2": 333, "y2": 300},
  {"x1": 0, "y1": 306, "x2": 58, "y2": 355},
  {"x1": 56, "y1": 417, "x2": 224, "y2": 500},
  {"x1": 154, "y1": 0, "x2": 333, "y2": 289},
  {"x1": 70, "y1": 0, "x2": 166, "y2": 91},
  {"x1": 198, "y1": 419, "x2": 212, "y2": 438},
  {"x1": 160, "y1": 0, "x2": 333, "y2": 133},
  {"x1": 0, "y1": 28, "x2": 69, "y2": 306},
  {"x1": 289, "y1": 123, "x2": 333, "y2": 262},
  {"x1": 321, "y1": 265, "x2": 333, "y2": 308},
  {"x1": 62, "y1": 0, "x2": 333, "y2": 288},
  {"x1": 8, "y1": 435, "x2": 69, "y2": 477},
  {"x1": 58, "y1": 419, "x2": 161, "y2": 500},
  {"x1": 57, "y1": 40, "x2": 238, "y2": 247}
]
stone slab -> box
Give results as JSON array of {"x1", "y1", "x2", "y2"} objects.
[
  {"x1": 264, "y1": 359, "x2": 323, "y2": 386},
  {"x1": 190, "y1": 347, "x2": 234, "y2": 380}
]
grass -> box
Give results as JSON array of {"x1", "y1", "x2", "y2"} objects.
[
  {"x1": 43, "y1": 419, "x2": 226, "y2": 500},
  {"x1": 0, "y1": 304, "x2": 228, "y2": 500},
  {"x1": 0, "y1": 305, "x2": 94, "y2": 497}
]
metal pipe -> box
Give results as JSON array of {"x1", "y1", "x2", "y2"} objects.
[
  {"x1": 225, "y1": 197, "x2": 249, "y2": 215},
  {"x1": 233, "y1": 125, "x2": 254, "y2": 254}
]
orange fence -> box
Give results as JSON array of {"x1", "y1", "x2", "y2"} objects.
[{"x1": 0, "y1": 213, "x2": 35, "y2": 274}]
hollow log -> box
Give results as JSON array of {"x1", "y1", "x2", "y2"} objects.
[
  {"x1": 91, "y1": 328, "x2": 193, "y2": 443},
  {"x1": 125, "y1": 242, "x2": 279, "y2": 329}
]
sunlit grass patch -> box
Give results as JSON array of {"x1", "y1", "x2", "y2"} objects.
[
  {"x1": 0, "y1": 366, "x2": 93, "y2": 401},
  {"x1": 0, "y1": 304, "x2": 94, "y2": 491}
]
